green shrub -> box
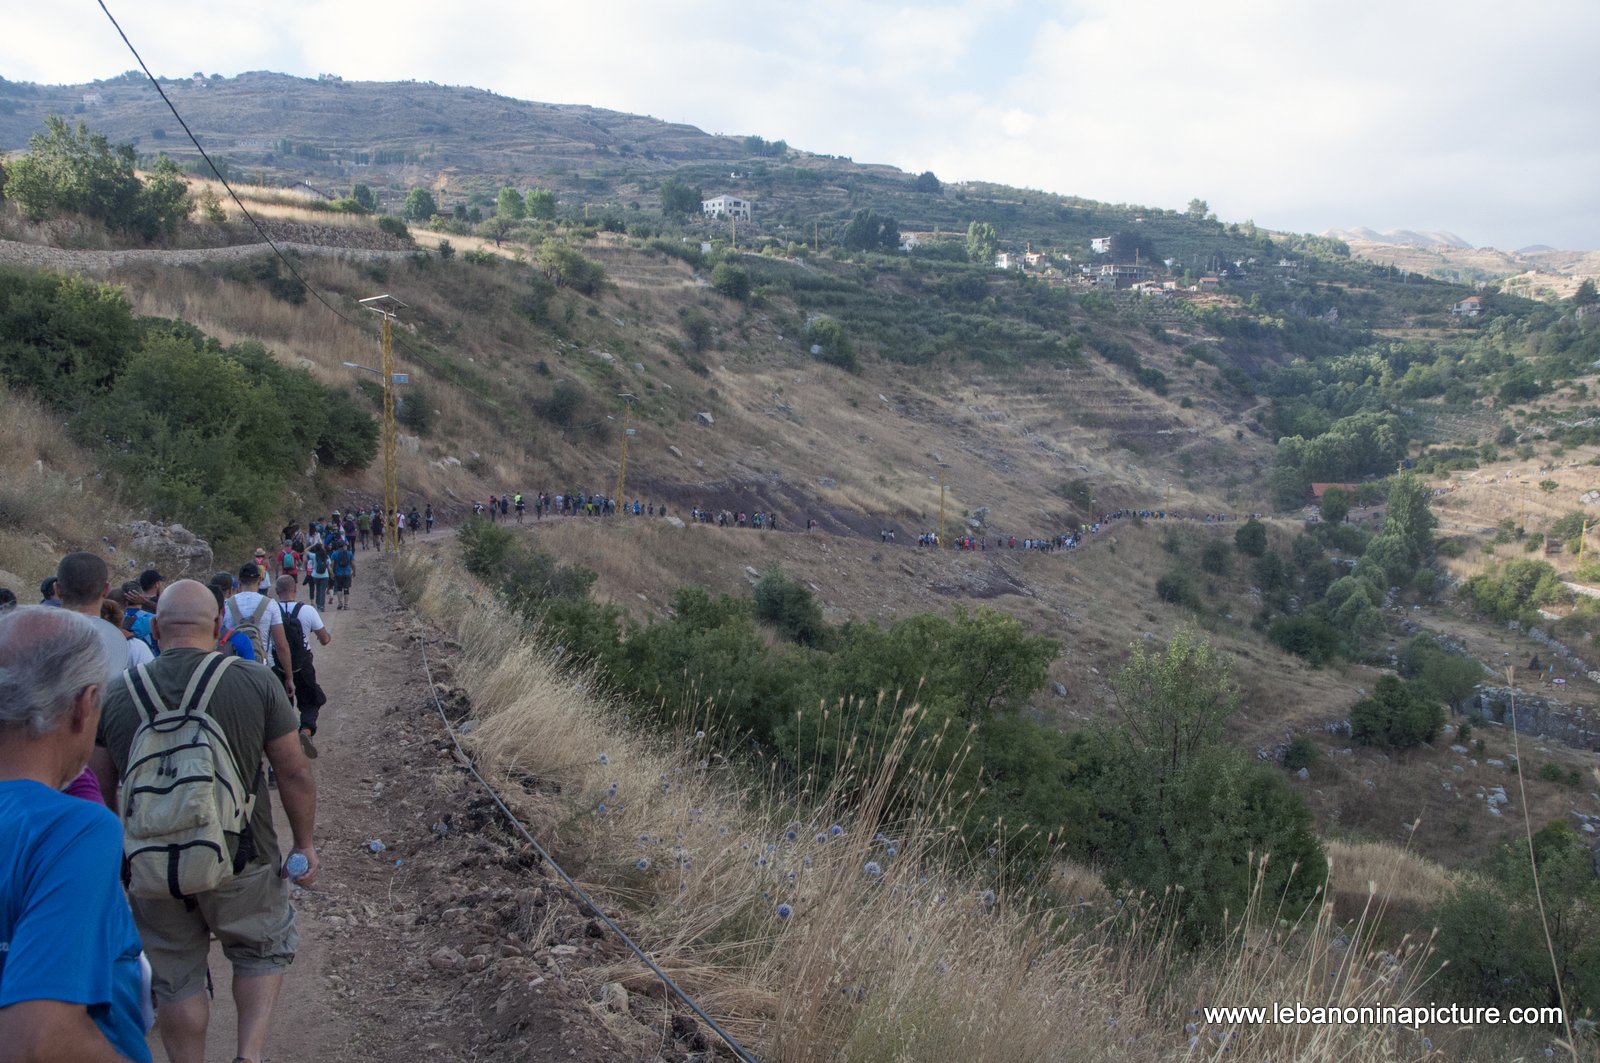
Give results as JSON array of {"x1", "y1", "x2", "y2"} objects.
[
  {"x1": 537, "y1": 240, "x2": 606, "y2": 295},
  {"x1": 1461, "y1": 559, "x2": 1569, "y2": 622},
  {"x1": 459, "y1": 515, "x2": 515, "y2": 577},
  {"x1": 752, "y1": 568, "x2": 828, "y2": 647},
  {"x1": 1156, "y1": 568, "x2": 1202, "y2": 608},
  {"x1": 1270, "y1": 616, "x2": 1339, "y2": 665},
  {"x1": 1350, "y1": 675, "x2": 1443, "y2": 749},
  {"x1": 1234, "y1": 518, "x2": 1268, "y2": 557},
  {"x1": 1199, "y1": 540, "x2": 1231, "y2": 575},
  {"x1": 376, "y1": 215, "x2": 413, "y2": 241},
  {"x1": 710, "y1": 261, "x2": 750, "y2": 302},
  {"x1": 1283, "y1": 736, "x2": 1317, "y2": 772},
  {"x1": 1434, "y1": 822, "x2": 1600, "y2": 1016}
]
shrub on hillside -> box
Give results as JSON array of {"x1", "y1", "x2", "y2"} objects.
[
  {"x1": 5, "y1": 117, "x2": 190, "y2": 241},
  {"x1": 1434, "y1": 822, "x2": 1600, "y2": 1017},
  {"x1": 1350, "y1": 675, "x2": 1443, "y2": 749},
  {"x1": 1461, "y1": 559, "x2": 1568, "y2": 623},
  {"x1": 753, "y1": 568, "x2": 828, "y2": 647},
  {"x1": 1269, "y1": 615, "x2": 1339, "y2": 666},
  {"x1": 710, "y1": 261, "x2": 750, "y2": 302},
  {"x1": 1234, "y1": 517, "x2": 1268, "y2": 557},
  {"x1": 536, "y1": 240, "x2": 606, "y2": 295},
  {"x1": 1156, "y1": 568, "x2": 1202, "y2": 608}
]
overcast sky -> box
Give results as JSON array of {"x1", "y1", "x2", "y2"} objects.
[{"x1": 8, "y1": 1, "x2": 1599, "y2": 249}]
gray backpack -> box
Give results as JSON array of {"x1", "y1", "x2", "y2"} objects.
[
  {"x1": 118, "y1": 653, "x2": 255, "y2": 900},
  {"x1": 225, "y1": 595, "x2": 272, "y2": 664}
]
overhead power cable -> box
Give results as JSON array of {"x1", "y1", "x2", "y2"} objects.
[{"x1": 94, "y1": 0, "x2": 360, "y2": 329}]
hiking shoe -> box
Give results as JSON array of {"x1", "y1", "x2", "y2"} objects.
[{"x1": 299, "y1": 729, "x2": 320, "y2": 760}]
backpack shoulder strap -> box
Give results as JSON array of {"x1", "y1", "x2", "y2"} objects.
[
  {"x1": 123, "y1": 663, "x2": 163, "y2": 724},
  {"x1": 248, "y1": 595, "x2": 270, "y2": 624},
  {"x1": 289, "y1": 603, "x2": 304, "y2": 620},
  {"x1": 184, "y1": 653, "x2": 236, "y2": 716},
  {"x1": 225, "y1": 597, "x2": 243, "y2": 628}
]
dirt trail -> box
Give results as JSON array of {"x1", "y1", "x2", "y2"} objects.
[{"x1": 146, "y1": 548, "x2": 646, "y2": 1063}]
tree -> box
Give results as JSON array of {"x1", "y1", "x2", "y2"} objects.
[
  {"x1": 806, "y1": 318, "x2": 857, "y2": 372},
  {"x1": 1234, "y1": 518, "x2": 1268, "y2": 557},
  {"x1": 914, "y1": 170, "x2": 941, "y2": 194},
  {"x1": 841, "y1": 208, "x2": 899, "y2": 252},
  {"x1": 525, "y1": 187, "x2": 556, "y2": 220},
  {"x1": 1350, "y1": 675, "x2": 1442, "y2": 749},
  {"x1": 1112, "y1": 626, "x2": 1239, "y2": 776},
  {"x1": 966, "y1": 221, "x2": 997, "y2": 264},
  {"x1": 496, "y1": 186, "x2": 525, "y2": 221},
  {"x1": 349, "y1": 182, "x2": 376, "y2": 211},
  {"x1": 475, "y1": 215, "x2": 516, "y2": 247},
  {"x1": 1383, "y1": 474, "x2": 1437, "y2": 566},
  {"x1": 753, "y1": 569, "x2": 828, "y2": 647},
  {"x1": 402, "y1": 187, "x2": 437, "y2": 222},
  {"x1": 1186, "y1": 198, "x2": 1209, "y2": 219},
  {"x1": 1319, "y1": 485, "x2": 1350, "y2": 525},
  {"x1": 710, "y1": 261, "x2": 749, "y2": 301},
  {"x1": 658, "y1": 177, "x2": 701, "y2": 216},
  {"x1": 5, "y1": 117, "x2": 190, "y2": 242},
  {"x1": 1573, "y1": 278, "x2": 1598, "y2": 308}
]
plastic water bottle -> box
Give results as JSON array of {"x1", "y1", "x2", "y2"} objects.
[{"x1": 285, "y1": 852, "x2": 310, "y2": 878}]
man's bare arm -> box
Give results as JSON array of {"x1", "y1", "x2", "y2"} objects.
[
  {"x1": 0, "y1": 999, "x2": 140, "y2": 1063},
  {"x1": 264, "y1": 730, "x2": 317, "y2": 885}
]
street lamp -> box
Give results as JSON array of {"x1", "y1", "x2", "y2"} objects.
[{"x1": 355, "y1": 294, "x2": 407, "y2": 553}]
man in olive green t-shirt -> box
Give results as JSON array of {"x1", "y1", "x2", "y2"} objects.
[{"x1": 91, "y1": 580, "x2": 318, "y2": 1063}]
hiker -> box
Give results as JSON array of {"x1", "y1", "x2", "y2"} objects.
[
  {"x1": 274, "y1": 576, "x2": 329, "y2": 758},
  {"x1": 514, "y1": 494, "x2": 525, "y2": 523},
  {"x1": 425, "y1": 504, "x2": 435, "y2": 533},
  {"x1": 39, "y1": 575, "x2": 62, "y2": 606},
  {"x1": 488, "y1": 494, "x2": 498, "y2": 522},
  {"x1": 90, "y1": 580, "x2": 317, "y2": 1063},
  {"x1": 0, "y1": 606, "x2": 154, "y2": 1062},
  {"x1": 330, "y1": 538, "x2": 355, "y2": 611},
  {"x1": 304, "y1": 540, "x2": 331, "y2": 612},
  {"x1": 407, "y1": 507, "x2": 421, "y2": 535},
  {"x1": 394, "y1": 509, "x2": 406, "y2": 547},
  {"x1": 57, "y1": 551, "x2": 154, "y2": 678},
  {"x1": 227, "y1": 562, "x2": 294, "y2": 704},
  {"x1": 500, "y1": 494, "x2": 510, "y2": 519},
  {"x1": 356, "y1": 509, "x2": 370, "y2": 550}
]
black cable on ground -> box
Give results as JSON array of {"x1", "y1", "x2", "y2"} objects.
[{"x1": 409, "y1": 608, "x2": 759, "y2": 1063}]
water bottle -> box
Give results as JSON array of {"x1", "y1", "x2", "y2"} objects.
[{"x1": 285, "y1": 852, "x2": 310, "y2": 879}]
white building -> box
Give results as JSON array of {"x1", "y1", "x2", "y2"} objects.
[
  {"x1": 702, "y1": 195, "x2": 751, "y2": 222},
  {"x1": 1091, "y1": 237, "x2": 1112, "y2": 254}
]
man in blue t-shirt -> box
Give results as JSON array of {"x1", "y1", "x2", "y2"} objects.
[{"x1": 0, "y1": 606, "x2": 151, "y2": 1062}]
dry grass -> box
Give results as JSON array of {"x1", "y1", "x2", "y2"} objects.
[
  {"x1": 396, "y1": 552, "x2": 1585, "y2": 1062},
  {"x1": 0, "y1": 384, "x2": 133, "y2": 589}
]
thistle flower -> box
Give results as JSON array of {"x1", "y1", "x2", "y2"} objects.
[
  {"x1": 980, "y1": 889, "x2": 996, "y2": 909},
  {"x1": 596, "y1": 803, "x2": 609, "y2": 814},
  {"x1": 597, "y1": 753, "x2": 609, "y2": 764},
  {"x1": 635, "y1": 857, "x2": 650, "y2": 871},
  {"x1": 775, "y1": 903, "x2": 793, "y2": 920},
  {"x1": 784, "y1": 829, "x2": 798, "y2": 843},
  {"x1": 638, "y1": 833, "x2": 652, "y2": 846},
  {"x1": 863, "y1": 861, "x2": 883, "y2": 878},
  {"x1": 830, "y1": 824, "x2": 845, "y2": 837},
  {"x1": 815, "y1": 832, "x2": 829, "y2": 845}
]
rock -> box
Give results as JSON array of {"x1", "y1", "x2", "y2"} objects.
[
  {"x1": 593, "y1": 351, "x2": 615, "y2": 363},
  {"x1": 464, "y1": 954, "x2": 490, "y2": 973},
  {"x1": 633, "y1": 362, "x2": 646, "y2": 372},
  {"x1": 1450, "y1": 745, "x2": 1470, "y2": 754},
  {"x1": 1486, "y1": 758, "x2": 1505, "y2": 768},
  {"x1": 1296, "y1": 768, "x2": 1310, "y2": 781},
  {"x1": 1584, "y1": 823, "x2": 1596, "y2": 834},
  {"x1": 549, "y1": 944, "x2": 579, "y2": 957},
  {"x1": 669, "y1": 445, "x2": 683, "y2": 458},
  {"x1": 444, "y1": 456, "x2": 462, "y2": 467},
  {"x1": 1051, "y1": 681, "x2": 1067, "y2": 697},
  {"x1": 602, "y1": 982, "x2": 630, "y2": 1014},
  {"x1": 119, "y1": 520, "x2": 214, "y2": 577},
  {"x1": 744, "y1": 566, "x2": 760, "y2": 578},
  {"x1": 397, "y1": 433, "x2": 421, "y2": 454},
  {"x1": 696, "y1": 412, "x2": 714, "y2": 426},
  {"x1": 430, "y1": 947, "x2": 465, "y2": 971},
  {"x1": 818, "y1": 477, "x2": 837, "y2": 489},
  {"x1": 664, "y1": 516, "x2": 685, "y2": 529}
]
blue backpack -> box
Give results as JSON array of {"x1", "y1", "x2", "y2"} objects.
[{"x1": 128, "y1": 609, "x2": 158, "y2": 655}]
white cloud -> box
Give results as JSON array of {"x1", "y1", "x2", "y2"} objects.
[{"x1": 8, "y1": 0, "x2": 1597, "y2": 247}]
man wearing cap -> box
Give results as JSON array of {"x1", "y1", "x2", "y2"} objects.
[
  {"x1": 0, "y1": 606, "x2": 152, "y2": 1062},
  {"x1": 91, "y1": 580, "x2": 317, "y2": 1063}
]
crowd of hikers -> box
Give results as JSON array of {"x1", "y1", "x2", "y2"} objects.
[{"x1": 0, "y1": 502, "x2": 399, "y2": 1061}]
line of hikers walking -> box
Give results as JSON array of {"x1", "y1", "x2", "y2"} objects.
[{"x1": 0, "y1": 530, "x2": 357, "y2": 1062}]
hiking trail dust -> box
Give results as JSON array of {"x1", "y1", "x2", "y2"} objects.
[{"x1": 149, "y1": 549, "x2": 678, "y2": 1062}]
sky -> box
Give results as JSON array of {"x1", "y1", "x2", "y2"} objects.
[{"x1": 8, "y1": 1, "x2": 1600, "y2": 249}]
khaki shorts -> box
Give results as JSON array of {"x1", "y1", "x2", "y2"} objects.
[{"x1": 132, "y1": 861, "x2": 298, "y2": 1003}]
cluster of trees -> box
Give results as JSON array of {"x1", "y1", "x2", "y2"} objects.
[
  {"x1": 1, "y1": 116, "x2": 191, "y2": 242},
  {"x1": 1270, "y1": 411, "x2": 1408, "y2": 508},
  {"x1": 0, "y1": 267, "x2": 377, "y2": 550},
  {"x1": 461, "y1": 521, "x2": 1325, "y2": 941},
  {"x1": 840, "y1": 208, "x2": 900, "y2": 252},
  {"x1": 1460, "y1": 558, "x2": 1569, "y2": 625}
]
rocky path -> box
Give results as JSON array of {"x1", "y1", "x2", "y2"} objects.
[{"x1": 148, "y1": 549, "x2": 650, "y2": 1062}]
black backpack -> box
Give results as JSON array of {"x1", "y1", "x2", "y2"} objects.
[{"x1": 277, "y1": 602, "x2": 315, "y2": 678}]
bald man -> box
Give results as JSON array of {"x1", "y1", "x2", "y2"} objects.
[{"x1": 90, "y1": 580, "x2": 317, "y2": 1063}]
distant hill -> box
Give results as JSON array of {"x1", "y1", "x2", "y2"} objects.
[{"x1": 1324, "y1": 226, "x2": 1473, "y2": 249}]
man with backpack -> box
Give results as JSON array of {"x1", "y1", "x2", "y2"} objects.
[
  {"x1": 304, "y1": 542, "x2": 331, "y2": 612},
  {"x1": 329, "y1": 538, "x2": 355, "y2": 610},
  {"x1": 90, "y1": 579, "x2": 317, "y2": 1063},
  {"x1": 225, "y1": 563, "x2": 294, "y2": 706},
  {"x1": 273, "y1": 576, "x2": 329, "y2": 759}
]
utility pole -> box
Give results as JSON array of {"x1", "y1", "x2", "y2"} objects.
[
  {"x1": 939, "y1": 482, "x2": 947, "y2": 549},
  {"x1": 731, "y1": 215, "x2": 737, "y2": 250},
  {"x1": 358, "y1": 295, "x2": 407, "y2": 553}
]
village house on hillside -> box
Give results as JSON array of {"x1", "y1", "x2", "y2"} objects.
[
  {"x1": 702, "y1": 194, "x2": 751, "y2": 222},
  {"x1": 1309, "y1": 482, "x2": 1360, "y2": 503},
  {"x1": 1452, "y1": 295, "x2": 1483, "y2": 317}
]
